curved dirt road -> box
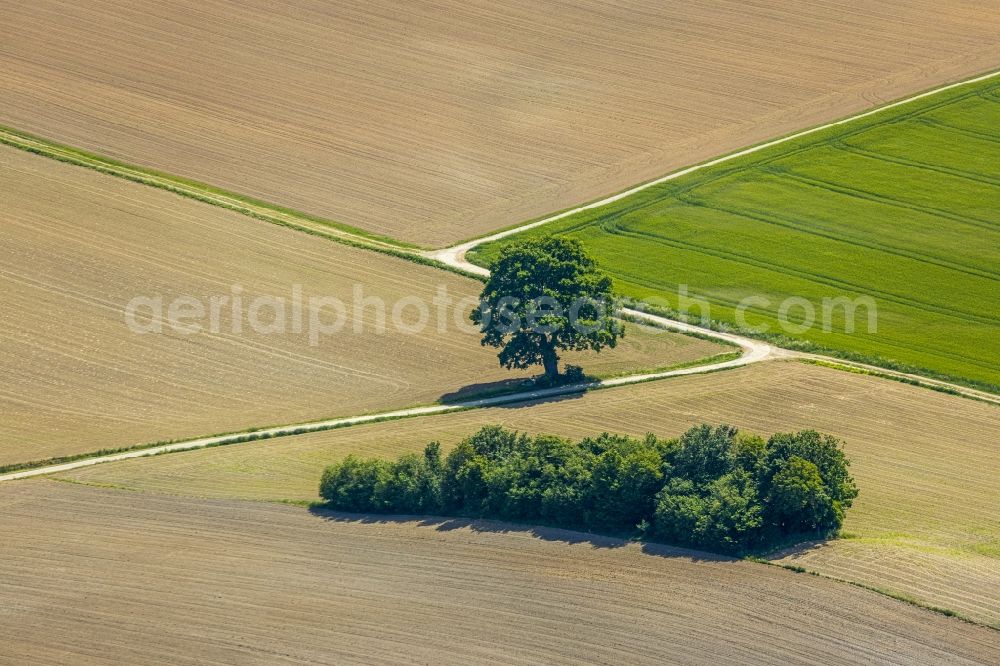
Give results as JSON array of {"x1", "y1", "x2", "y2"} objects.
[
  {"x1": 427, "y1": 241, "x2": 997, "y2": 405},
  {"x1": 427, "y1": 69, "x2": 1000, "y2": 407},
  {"x1": 0, "y1": 331, "x2": 773, "y2": 483}
]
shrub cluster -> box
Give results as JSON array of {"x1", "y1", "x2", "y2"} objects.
[{"x1": 319, "y1": 424, "x2": 858, "y2": 554}]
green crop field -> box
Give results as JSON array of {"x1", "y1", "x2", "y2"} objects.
[{"x1": 473, "y1": 77, "x2": 1000, "y2": 391}]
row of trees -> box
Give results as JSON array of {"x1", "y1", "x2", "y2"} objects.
[{"x1": 319, "y1": 424, "x2": 858, "y2": 554}]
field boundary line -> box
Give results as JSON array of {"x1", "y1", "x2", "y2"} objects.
[
  {"x1": 798, "y1": 358, "x2": 1000, "y2": 405},
  {"x1": 6, "y1": 345, "x2": 996, "y2": 484},
  {"x1": 429, "y1": 69, "x2": 999, "y2": 263},
  {"x1": 0, "y1": 126, "x2": 494, "y2": 280},
  {"x1": 0, "y1": 127, "x2": 424, "y2": 253},
  {"x1": 427, "y1": 265, "x2": 1000, "y2": 404},
  {"x1": 0, "y1": 343, "x2": 775, "y2": 483},
  {"x1": 750, "y1": 558, "x2": 998, "y2": 632}
]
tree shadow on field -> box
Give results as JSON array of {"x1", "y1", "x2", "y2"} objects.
[
  {"x1": 439, "y1": 377, "x2": 537, "y2": 403},
  {"x1": 306, "y1": 505, "x2": 732, "y2": 564},
  {"x1": 760, "y1": 537, "x2": 834, "y2": 562},
  {"x1": 438, "y1": 378, "x2": 589, "y2": 409}
]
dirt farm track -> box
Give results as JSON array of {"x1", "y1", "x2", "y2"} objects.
[
  {"x1": 0, "y1": 144, "x2": 723, "y2": 466},
  {"x1": 2, "y1": 0, "x2": 998, "y2": 245}
]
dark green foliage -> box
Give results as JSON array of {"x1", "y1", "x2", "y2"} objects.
[
  {"x1": 653, "y1": 470, "x2": 764, "y2": 552},
  {"x1": 764, "y1": 431, "x2": 858, "y2": 504},
  {"x1": 651, "y1": 425, "x2": 761, "y2": 550},
  {"x1": 650, "y1": 427, "x2": 859, "y2": 550},
  {"x1": 581, "y1": 433, "x2": 667, "y2": 530},
  {"x1": 562, "y1": 364, "x2": 587, "y2": 384},
  {"x1": 471, "y1": 236, "x2": 622, "y2": 381},
  {"x1": 670, "y1": 424, "x2": 738, "y2": 484},
  {"x1": 760, "y1": 430, "x2": 860, "y2": 534},
  {"x1": 319, "y1": 424, "x2": 858, "y2": 555},
  {"x1": 767, "y1": 457, "x2": 835, "y2": 533},
  {"x1": 376, "y1": 448, "x2": 443, "y2": 514},
  {"x1": 317, "y1": 444, "x2": 443, "y2": 514},
  {"x1": 440, "y1": 425, "x2": 531, "y2": 514},
  {"x1": 318, "y1": 456, "x2": 391, "y2": 512}
]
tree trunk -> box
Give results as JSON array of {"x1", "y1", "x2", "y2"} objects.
[{"x1": 541, "y1": 343, "x2": 559, "y2": 382}]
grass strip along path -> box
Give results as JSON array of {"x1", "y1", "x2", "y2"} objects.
[{"x1": 0, "y1": 126, "x2": 460, "y2": 275}]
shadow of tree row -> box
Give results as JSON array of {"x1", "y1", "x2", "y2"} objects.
[{"x1": 307, "y1": 504, "x2": 741, "y2": 564}]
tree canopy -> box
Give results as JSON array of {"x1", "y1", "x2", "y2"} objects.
[
  {"x1": 319, "y1": 424, "x2": 858, "y2": 555},
  {"x1": 471, "y1": 236, "x2": 622, "y2": 381}
]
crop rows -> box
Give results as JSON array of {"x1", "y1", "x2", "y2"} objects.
[{"x1": 477, "y1": 79, "x2": 1000, "y2": 388}]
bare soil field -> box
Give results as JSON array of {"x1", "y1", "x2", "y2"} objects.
[
  {"x1": 1, "y1": 480, "x2": 996, "y2": 664},
  {"x1": 64, "y1": 361, "x2": 1000, "y2": 626},
  {"x1": 0, "y1": 146, "x2": 723, "y2": 466},
  {"x1": 2, "y1": 1, "x2": 998, "y2": 246}
]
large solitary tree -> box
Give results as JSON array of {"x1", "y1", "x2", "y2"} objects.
[{"x1": 471, "y1": 236, "x2": 622, "y2": 382}]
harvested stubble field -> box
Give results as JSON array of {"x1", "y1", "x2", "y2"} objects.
[
  {"x1": 64, "y1": 361, "x2": 1000, "y2": 627},
  {"x1": 0, "y1": 146, "x2": 724, "y2": 467},
  {"x1": 1, "y1": 480, "x2": 997, "y2": 664},
  {"x1": 2, "y1": 1, "x2": 999, "y2": 246},
  {"x1": 475, "y1": 77, "x2": 1000, "y2": 389}
]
